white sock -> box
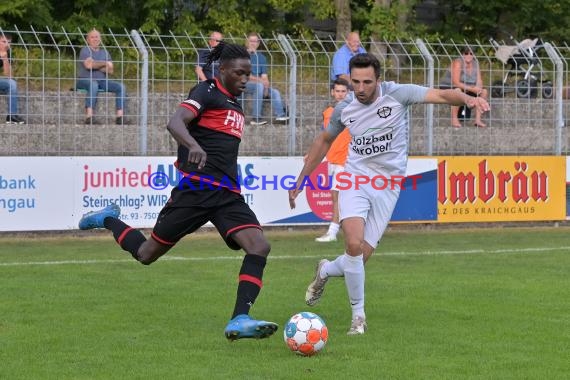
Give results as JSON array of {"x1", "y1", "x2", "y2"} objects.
[
  {"x1": 327, "y1": 222, "x2": 340, "y2": 237},
  {"x1": 321, "y1": 253, "x2": 346, "y2": 277},
  {"x1": 343, "y1": 254, "x2": 365, "y2": 318}
]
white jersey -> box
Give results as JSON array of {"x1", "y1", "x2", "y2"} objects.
[
  {"x1": 328, "y1": 81, "x2": 428, "y2": 248},
  {"x1": 328, "y1": 81, "x2": 429, "y2": 179}
]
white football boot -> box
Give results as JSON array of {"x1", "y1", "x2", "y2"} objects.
[
  {"x1": 347, "y1": 316, "x2": 367, "y2": 335},
  {"x1": 305, "y1": 259, "x2": 330, "y2": 306}
]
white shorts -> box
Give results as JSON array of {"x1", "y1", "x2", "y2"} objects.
[
  {"x1": 338, "y1": 181, "x2": 400, "y2": 249},
  {"x1": 328, "y1": 163, "x2": 345, "y2": 191}
]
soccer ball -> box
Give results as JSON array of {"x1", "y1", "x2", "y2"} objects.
[{"x1": 284, "y1": 311, "x2": 328, "y2": 356}]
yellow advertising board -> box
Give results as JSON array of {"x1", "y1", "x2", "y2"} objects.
[{"x1": 437, "y1": 156, "x2": 565, "y2": 222}]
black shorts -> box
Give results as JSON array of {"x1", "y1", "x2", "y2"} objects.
[{"x1": 151, "y1": 187, "x2": 261, "y2": 250}]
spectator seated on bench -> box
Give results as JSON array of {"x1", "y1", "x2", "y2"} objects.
[
  {"x1": 244, "y1": 32, "x2": 289, "y2": 126},
  {"x1": 439, "y1": 46, "x2": 488, "y2": 128},
  {"x1": 0, "y1": 33, "x2": 25, "y2": 124},
  {"x1": 77, "y1": 28, "x2": 127, "y2": 125}
]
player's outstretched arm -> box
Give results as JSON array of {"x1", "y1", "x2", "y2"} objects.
[
  {"x1": 424, "y1": 88, "x2": 490, "y2": 113},
  {"x1": 289, "y1": 132, "x2": 334, "y2": 209}
]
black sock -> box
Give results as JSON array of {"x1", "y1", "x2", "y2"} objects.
[
  {"x1": 104, "y1": 217, "x2": 146, "y2": 260},
  {"x1": 231, "y1": 254, "x2": 267, "y2": 319}
]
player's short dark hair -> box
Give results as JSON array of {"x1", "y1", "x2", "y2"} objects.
[
  {"x1": 205, "y1": 41, "x2": 249, "y2": 68},
  {"x1": 349, "y1": 53, "x2": 382, "y2": 79}
]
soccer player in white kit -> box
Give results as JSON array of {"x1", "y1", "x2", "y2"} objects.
[{"x1": 289, "y1": 53, "x2": 490, "y2": 335}]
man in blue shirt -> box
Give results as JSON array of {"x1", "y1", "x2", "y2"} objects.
[
  {"x1": 244, "y1": 32, "x2": 289, "y2": 126},
  {"x1": 77, "y1": 29, "x2": 127, "y2": 125},
  {"x1": 331, "y1": 32, "x2": 366, "y2": 84},
  {"x1": 195, "y1": 31, "x2": 223, "y2": 81}
]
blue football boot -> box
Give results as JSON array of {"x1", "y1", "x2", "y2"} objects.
[
  {"x1": 224, "y1": 314, "x2": 278, "y2": 341},
  {"x1": 78, "y1": 204, "x2": 121, "y2": 230}
]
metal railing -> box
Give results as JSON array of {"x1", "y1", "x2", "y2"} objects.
[{"x1": 0, "y1": 27, "x2": 569, "y2": 156}]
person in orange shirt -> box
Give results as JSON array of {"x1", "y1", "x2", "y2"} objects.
[{"x1": 316, "y1": 78, "x2": 350, "y2": 242}]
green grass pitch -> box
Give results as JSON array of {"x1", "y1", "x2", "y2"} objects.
[{"x1": 1, "y1": 226, "x2": 569, "y2": 379}]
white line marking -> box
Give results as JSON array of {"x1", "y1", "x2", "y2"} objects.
[{"x1": 0, "y1": 246, "x2": 568, "y2": 267}]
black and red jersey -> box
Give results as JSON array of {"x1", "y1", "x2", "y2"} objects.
[{"x1": 175, "y1": 78, "x2": 245, "y2": 192}]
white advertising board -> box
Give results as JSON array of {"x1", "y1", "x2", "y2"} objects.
[
  {"x1": 0, "y1": 156, "x2": 315, "y2": 231},
  {"x1": 0, "y1": 156, "x2": 436, "y2": 232}
]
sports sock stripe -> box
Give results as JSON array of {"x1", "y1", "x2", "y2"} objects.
[
  {"x1": 239, "y1": 273, "x2": 263, "y2": 288},
  {"x1": 117, "y1": 227, "x2": 133, "y2": 245}
]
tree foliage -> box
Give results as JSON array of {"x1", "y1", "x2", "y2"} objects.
[
  {"x1": 434, "y1": 0, "x2": 570, "y2": 43},
  {"x1": 1, "y1": 0, "x2": 570, "y2": 43},
  {"x1": 0, "y1": 0, "x2": 53, "y2": 28}
]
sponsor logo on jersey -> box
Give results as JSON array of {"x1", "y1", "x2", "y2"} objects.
[
  {"x1": 352, "y1": 129, "x2": 393, "y2": 156},
  {"x1": 376, "y1": 106, "x2": 392, "y2": 118},
  {"x1": 224, "y1": 109, "x2": 245, "y2": 136}
]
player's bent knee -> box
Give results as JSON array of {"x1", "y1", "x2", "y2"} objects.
[
  {"x1": 135, "y1": 240, "x2": 170, "y2": 265},
  {"x1": 251, "y1": 240, "x2": 271, "y2": 257},
  {"x1": 135, "y1": 251, "x2": 159, "y2": 265},
  {"x1": 346, "y1": 240, "x2": 363, "y2": 256},
  {"x1": 244, "y1": 239, "x2": 270, "y2": 257},
  {"x1": 232, "y1": 228, "x2": 271, "y2": 256},
  {"x1": 137, "y1": 255, "x2": 158, "y2": 265},
  {"x1": 261, "y1": 241, "x2": 271, "y2": 256}
]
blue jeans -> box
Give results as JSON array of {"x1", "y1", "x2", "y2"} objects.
[
  {"x1": 76, "y1": 79, "x2": 126, "y2": 111},
  {"x1": 0, "y1": 78, "x2": 19, "y2": 115},
  {"x1": 243, "y1": 81, "x2": 286, "y2": 119}
]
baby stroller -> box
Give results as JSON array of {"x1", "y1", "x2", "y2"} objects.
[{"x1": 489, "y1": 37, "x2": 553, "y2": 99}]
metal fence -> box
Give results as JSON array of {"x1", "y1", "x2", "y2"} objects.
[{"x1": 1, "y1": 27, "x2": 570, "y2": 157}]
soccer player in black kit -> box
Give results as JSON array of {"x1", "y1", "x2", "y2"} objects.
[{"x1": 78, "y1": 42, "x2": 278, "y2": 341}]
